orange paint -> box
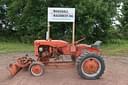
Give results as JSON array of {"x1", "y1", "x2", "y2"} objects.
[
  {"x1": 83, "y1": 59, "x2": 99, "y2": 74},
  {"x1": 31, "y1": 65, "x2": 42, "y2": 74}
]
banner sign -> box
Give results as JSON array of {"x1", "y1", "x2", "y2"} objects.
[{"x1": 48, "y1": 7, "x2": 75, "y2": 22}]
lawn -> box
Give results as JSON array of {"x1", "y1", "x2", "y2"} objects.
[
  {"x1": 0, "y1": 40, "x2": 128, "y2": 56},
  {"x1": 102, "y1": 40, "x2": 128, "y2": 56},
  {"x1": 0, "y1": 42, "x2": 33, "y2": 53}
]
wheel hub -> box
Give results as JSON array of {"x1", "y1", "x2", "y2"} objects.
[
  {"x1": 83, "y1": 58, "x2": 99, "y2": 74},
  {"x1": 31, "y1": 65, "x2": 42, "y2": 74}
]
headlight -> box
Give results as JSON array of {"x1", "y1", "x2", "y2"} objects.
[{"x1": 39, "y1": 47, "x2": 43, "y2": 52}]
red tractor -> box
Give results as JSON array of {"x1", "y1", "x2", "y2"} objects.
[
  {"x1": 8, "y1": 8, "x2": 105, "y2": 80},
  {"x1": 8, "y1": 24, "x2": 105, "y2": 80}
]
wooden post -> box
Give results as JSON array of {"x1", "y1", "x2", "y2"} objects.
[
  {"x1": 72, "y1": 22, "x2": 75, "y2": 44},
  {"x1": 47, "y1": 22, "x2": 50, "y2": 40},
  {"x1": 70, "y1": 22, "x2": 76, "y2": 52}
]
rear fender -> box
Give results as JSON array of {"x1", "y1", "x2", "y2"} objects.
[{"x1": 75, "y1": 44, "x2": 101, "y2": 57}]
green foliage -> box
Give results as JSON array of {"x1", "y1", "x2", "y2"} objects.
[
  {"x1": 119, "y1": 0, "x2": 128, "y2": 39},
  {"x1": 75, "y1": 0, "x2": 117, "y2": 42},
  {"x1": 6, "y1": 0, "x2": 47, "y2": 42},
  {"x1": 0, "y1": 0, "x2": 126, "y2": 43}
]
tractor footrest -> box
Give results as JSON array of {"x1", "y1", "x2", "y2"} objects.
[{"x1": 46, "y1": 61, "x2": 75, "y2": 69}]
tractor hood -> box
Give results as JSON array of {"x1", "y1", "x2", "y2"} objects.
[{"x1": 34, "y1": 40, "x2": 69, "y2": 48}]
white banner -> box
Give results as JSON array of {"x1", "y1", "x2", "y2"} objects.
[{"x1": 48, "y1": 7, "x2": 75, "y2": 22}]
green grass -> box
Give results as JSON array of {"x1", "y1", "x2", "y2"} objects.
[
  {"x1": 0, "y1": 42, "x2": 33, "y2": 53},
  {"x1": 102, "y1": 40, "x2": 128, "y2": 56}
]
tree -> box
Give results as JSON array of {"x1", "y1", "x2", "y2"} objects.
[
  {"x1": 75, "y1": 0, "x2": 118, "y2": 42},
  {"x1": 0, "y1": 0, "x2": 12, "y2": 38},
  {"x1": 0, "y1": 0, "x2": 122, "y2": 42},
  {"x1": 0, "y1": 2, "x2": 7, "y2": 32},
  {"x1": 119, "y1": 1, "x2": 128, "y2": 39}
]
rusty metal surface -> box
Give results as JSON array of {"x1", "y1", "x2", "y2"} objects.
[
  {"x1": 46, "y1": 61, "x2": 75, "y2": 69},
  {"x1": 8, "y1": 56, "x2": 34, "y2": 77},
  {"x1": 16, "y1": 57, "x2": 34, "y2": 68}
]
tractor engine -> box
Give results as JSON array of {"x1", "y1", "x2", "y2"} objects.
[{"x1": 38, "y1": 46, "x2": 62, "y2": 64}]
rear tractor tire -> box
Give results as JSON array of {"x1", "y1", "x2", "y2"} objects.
[
  {"x1": 29, "y1": 62, "x2": 45, "y2": 77},
  {"x1": 77, "y1": 53, "x2": 105, "y2": 80}
]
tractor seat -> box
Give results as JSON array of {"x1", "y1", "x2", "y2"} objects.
[{"x1": 91, "y1": 41, "x2": 102, "y2": 48}]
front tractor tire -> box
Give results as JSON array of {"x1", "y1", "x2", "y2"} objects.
[
  {"x1": 77, "y1": 53, "x2": 105, "y2": 80},
  {"x1": 29, "y1": 62, "x2": 45, "y2": 77}
]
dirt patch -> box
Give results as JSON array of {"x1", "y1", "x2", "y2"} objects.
[{"x1": 0, "y1": 53, "x2": 128, "y2": 85}]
